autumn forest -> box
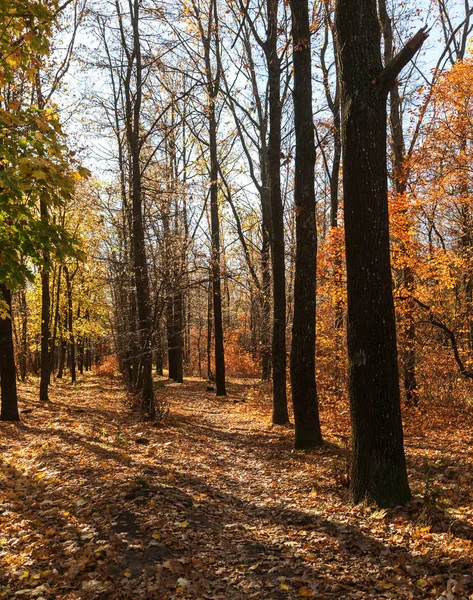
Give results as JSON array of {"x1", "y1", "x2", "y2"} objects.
[{"x1": 1, "y1": 0, "x2": 473, "y2": 598}]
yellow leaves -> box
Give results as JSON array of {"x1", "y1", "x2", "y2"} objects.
[
  {"x1": 298, "y1": 587, "x2": 314, "y2": 597},
  {"x1": 5, "y1": 48, "x2": 22, "y2": 68},
  {"x1": 34, "y1": 117, "x2": 50, "y2": 133},
  {"x1": 152, "y1": 532, "x2": 161, "y2": 539},
  {"x1": 94, "y1": 544, "x2": 110, "y2": 555},
  {"x1": 176, "y1": 577, "x2": 190, "y2": 590},
  {"x1": 123, "y1": 569, "x2": 132, "y2": 578},
  {"x1": 377, "y1": 580, "x2": 395, "y2": 590},
  {"x1": 175, "y1": 520, "x2": 188, "y2": 528},
  {"x1": 279, "y1": 582, "x2": 290, "y2": 591},
  {"x1": 371, "y1": 508, "x2": 388, "y2": 520}
]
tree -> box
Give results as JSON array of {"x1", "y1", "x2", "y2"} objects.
[
  {"x1": 289, "y1": 0, "x2": 322, "y2": 448},
  {"x1": 335, "y1": 0, "x2": 427, "y2": 506},
  {"x1": 190, "y1": 0, "x2": 227, "y2": 396},
  {"x1": 0, "y1": 0, "x2": 84, "y2": 420},
  {"x1": 119, "y1": 0, "x2": 156, "y2": 415}
]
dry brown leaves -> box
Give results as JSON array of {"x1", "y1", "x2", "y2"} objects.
[{"x1": 1, "y1": 374, "x2": 473, "y2": 599}]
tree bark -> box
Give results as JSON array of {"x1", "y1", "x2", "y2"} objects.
[
  {"x1": 267, "y1": 0, "x2": 289, "y2": 424},
  {"x1": 0, "y1": 285, "x2": 20, "y2": 421},
  {"x1": 289, "y1": 0, "x2": 323, "y2": 448},
  {"x1": 123, "y1": 0, "x2": 155, "y2": 416},
  {"x1": 39, "y1": 200, "x2": 51, "y2": 401},
  {"x1": 335, "y1": 0, "x2": 425, "y2": 506},
  {"x1": 209, "y1": 99, "x2": 226, "y2": 395}
]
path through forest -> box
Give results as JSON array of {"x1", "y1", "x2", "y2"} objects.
[{"x1": 1, "y1": 373, "x2": 473, "y2": 599}]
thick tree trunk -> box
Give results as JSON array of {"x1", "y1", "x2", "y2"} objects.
[
  {"x1": 267, "y1": 0, "x2": 289, "y2": 424},
  {"x1": 289, "y1": 0, "x2": 323, "y2": 448},
  {"x1": 0, "y1": 285, "x2": 20, "y2": 421},
  {"x1": 335, "y1": 0, "x2": 421, "y2": 506}
]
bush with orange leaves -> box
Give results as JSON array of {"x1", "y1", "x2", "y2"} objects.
[{"x1": 95, "y1": 355, "x2": 119, "y2": 377}]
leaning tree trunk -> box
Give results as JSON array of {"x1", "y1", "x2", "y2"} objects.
[
  {"x1": 289, "y1": 0, "x2": 323, "y2": 448},
  {"x1": 335, "y1": 0, "x2": 427, "y2": 506},
  {"x1": 0, "y1": 285, "x2": 20, "y2": 421}
]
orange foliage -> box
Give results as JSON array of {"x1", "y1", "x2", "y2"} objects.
[{"x1": 95, "y1": 355, "x2": 119, "y2": 377}]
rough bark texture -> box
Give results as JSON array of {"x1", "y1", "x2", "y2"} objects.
[
  {"x1": 289, "y1": 0, "x2": 323, "y2": 448},
  {"x1": 336, "y1": 0, "x2": 412, "y2": 507},
  {"x1": 0, "y1": 285, "x2": 19, "y2": 421},
  {"x1": 267, "y1": 0, "x2": 289, "y2": 424}
]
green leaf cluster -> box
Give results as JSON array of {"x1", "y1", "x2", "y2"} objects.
[{"x1": 0, "y1": 0, "x2": 88, "y2": 290}]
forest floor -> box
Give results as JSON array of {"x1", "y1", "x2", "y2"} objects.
[{"x1": 1, "y1": 373, "x2": 473, "y2": 600}]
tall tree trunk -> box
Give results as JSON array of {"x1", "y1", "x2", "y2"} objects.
[
  {"x1": 39, "y1": 200, "x2": 51, "y2": 401},
  {"x1": 267, "y1": 0, "x2": 289, "y2": 424},
  {"x1": 209, "y1": 99, "x2": 226, "y2": 396},
  {"x1": 335, "y1": 0, "x2": 426, "y2": 506},
  {"x1": 124, "y1": 0, "x2": 155, "y2": 416},
  {"x1": 0, "y1": 285, "x2": 20, "y2": 421},
  {"x1": 289, "y1": 0, "x2": 323, "y2": 448},
  {"x1": 198, "y1": 0, "x2": 226, "y2": 396}
]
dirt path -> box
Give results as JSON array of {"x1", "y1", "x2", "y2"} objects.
[{"x1": 1, "y1": 373, "x2": 472, "y2": 599}]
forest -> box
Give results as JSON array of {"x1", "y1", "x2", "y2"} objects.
[{"x1": 1, "y1": 0, "x2": 473, "y2": 597}]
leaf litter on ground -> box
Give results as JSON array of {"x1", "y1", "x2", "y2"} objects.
[{"x1": 0, "y1": 373, "x2": 472, "y2": 599}]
